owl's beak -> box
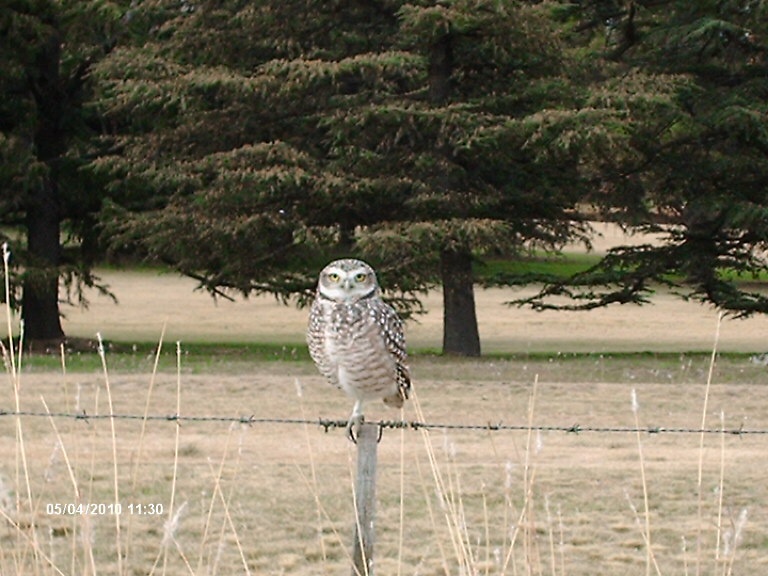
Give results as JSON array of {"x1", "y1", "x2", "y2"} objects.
[
  {"x1": 342, "y1": 281, "x2": 353, "y2": 297},
  {"x1": 342, "y1": 279, "x2": 357, "y2": 302}
]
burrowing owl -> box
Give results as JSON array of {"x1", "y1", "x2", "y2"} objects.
[{"x1": 307, "y1": 259, "x2": 410, "y2": 441}]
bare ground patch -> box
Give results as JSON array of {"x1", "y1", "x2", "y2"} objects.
[{"x1": 27, "y1": 269, "x2": 768, "y2": 354}]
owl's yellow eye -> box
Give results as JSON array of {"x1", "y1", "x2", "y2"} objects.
[
  {"x1": 327, "y1": 272, "x2": 341, "y2": 283},
  {"x1": 354, "y1": 273, "x2": 368, "y2": 282}
]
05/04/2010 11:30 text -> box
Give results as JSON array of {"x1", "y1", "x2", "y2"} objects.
[{"x1": 45, "y1": 502, "x2": 165, "y2": 516}]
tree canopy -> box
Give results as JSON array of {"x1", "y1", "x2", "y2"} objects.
[
  {"x1": 510, "y1": 1, "x2": 768, "y2": 317},
  {"x1": 90, "y1": 0, "x2": 602, "y2": 355},
  {"x1": 3, "y1": 0, "x2": 768, "y2": 351}
]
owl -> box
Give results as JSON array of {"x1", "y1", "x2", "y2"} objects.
[{"x1": 307, "y1": 258, "x2": 410, "y2": 442}]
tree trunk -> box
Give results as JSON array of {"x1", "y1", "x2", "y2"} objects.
[
  {"x1": 22, "y1": 176, "x2": 64, "y2": 342},
  {"x1": 440, "y1": 248, "x2": 481, "y2": 356},
  {"x1": 22, "y1": 21, "x2": 65, "y2": 343},
  {"x1": 429, "y1": 29, "x2": 481, "y2": 356},
  {"x1": 428, "y1": 33, "x2": 452, "y2": 103}
]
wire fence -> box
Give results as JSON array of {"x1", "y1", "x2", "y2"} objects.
[{"x1": 1, "y1": 409, "x2": 766, "y2": 436}]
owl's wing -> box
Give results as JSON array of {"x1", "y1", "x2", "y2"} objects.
[{"x1": 376, "y1": 301, "x2": 411, "y2": 400}]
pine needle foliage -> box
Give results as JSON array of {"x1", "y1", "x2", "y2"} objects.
[
  {"x1": 82, "y1": 0, "x2": 768, "y2": 349},
  {"x1": 89, "y1": 0, "x2": 599, "y2": 345},
  {"x1": 513, "y1": 0, "x2": 768, "y2": 316}
]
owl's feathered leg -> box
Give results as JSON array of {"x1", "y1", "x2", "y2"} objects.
[{"x1": 346, "y1": 399, "x2": 364, "y2": 443}]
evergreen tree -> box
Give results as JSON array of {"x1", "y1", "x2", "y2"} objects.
[
  {"x1": 91, "y1": 0, "x2": 408, "y2": 300},
  {"x1": 514, "y1": 1, "x2": 768, "y2": 316},
  {"x1": 93, "y1": 0, "x2": 596, "y2": 355},
  {"x1": 0, "y1": 0, "x2": 122, "y2": 342},
  {"x1": 336, "y1": 1, "x2": 597, "y2": 355}
]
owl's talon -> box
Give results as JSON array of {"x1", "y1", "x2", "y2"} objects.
[{"x1": 346, "y1": 414, "x2": 364, "y2": 443}]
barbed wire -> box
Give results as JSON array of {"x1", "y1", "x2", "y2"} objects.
[{"x1": 0, "y1": 409, "x2": 765, "y2": 436}]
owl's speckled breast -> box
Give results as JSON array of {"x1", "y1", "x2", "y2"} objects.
[
  {"x1": 326, "y1": 300, "x2": 371, "y2": 339},
  {"x1": 319, "y1": 299, "x2": 398, "y2": 400}
]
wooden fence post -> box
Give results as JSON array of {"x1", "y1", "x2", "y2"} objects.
[{"x1": 352, "y1": 422, "x2": 378, "y2": 576}]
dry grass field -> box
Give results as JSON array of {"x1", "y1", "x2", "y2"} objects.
[
  {"x1": 45, "y1": 222, "x2": 766, "y2": 354},
  {"x1": 50, "y1": 268, "x2": 768, "y2": 355},
  {"x1": 2, "y1": 351, "x2": 768, "y2": 576},
  {"x1": 2, "y1": 230, "x2": 768, "y2": 575}
]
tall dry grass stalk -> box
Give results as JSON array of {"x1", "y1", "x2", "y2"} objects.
[
  {"x1": 125, "y1": 323, "x2": 166, "y2": 568},
  {"x1": 295, "y1": 377, "x2": 329, "y2": 567},
  {"x1": 522, "y1": 375, "x2": 542, "y2": 574},
  {"x1": 498, "y1": 374, "x2": 547, "y2": 576},
  {"x1": 2, "y1": 242, "x2": 41, "y2": 570},
  {"x1": 696, "y1": 312, "x2": 722, "y2": 576},
  {"x1": 153, "y1": 341, "x2": 185, "y2": 576},
  {"x1": 200, "y1": 424, "x2": 251, "y2": 575},
  {"x1": 397, "y1": 414, "x2": 406, "y2": 576},
  {"x1": 414, "y1": 445, "x2": 450, "y2": 574},
  {"x1": 97, "y1": 332, "x2": 124, "y2": 575},
  {"x1": 294, "y1": 376, "x2": 353, "y2": 574},
  {"x1": 629, "y1": 388, "x2": 662, "y2": 576},
  {"x1": 410, "y1": 384, "x2": 474, "y2": 573},
  {"x1": 40, "y1": 394, "x2": 85, "y2": 575},
  {"x1": 627, "y1": 311, "x2": 747, "y2": 576},
  {"x1": 715, "y1": 410, "x2": 726, "y2": 569},
  {"x1": 412, "y1": 374, "x2": 555, "y2": 576},
  {"x1": 714, "y1": 412, "x2": 747, "y2": 576}
]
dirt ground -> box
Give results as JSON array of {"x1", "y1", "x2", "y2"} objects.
[
  {"x1": 3, "y1": 223, "x2": 765, "y2": 353},
  {"x1": 58, "y1": 284, "x2": 768, "y2": 357}
]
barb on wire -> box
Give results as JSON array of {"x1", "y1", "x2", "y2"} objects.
[{"x1": 0, "y1": 409, "x2": 765, "y2": 436}]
